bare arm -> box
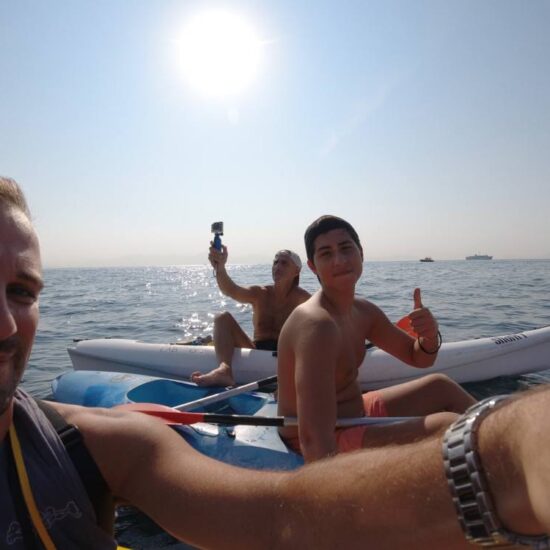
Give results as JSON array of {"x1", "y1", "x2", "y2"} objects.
[
  {"x1": 209, "y1": 244, "x2": 259, "y2": 303},
  {"x1": 477, "y1": 386, "x2": 550, "y2": 535},
  {"x1": 49, "y1": 386, "x2": 550, "y2": 549},
  {"x1": 51, "y1": 402, "x2": 281, "y2": 549},
  {"x1": 368, "y1": 288, "x2": 439, "y2": 368},
  {"x1": 293, "y1": 315, "x2": 340, "y2": 463},
  {"x1": 273, "y1": 385, "x2": 550, "y2": 549}
]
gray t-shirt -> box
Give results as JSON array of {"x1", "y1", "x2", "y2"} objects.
[{"x1": 0, "y1": 389, "x2": 117, "y2": 549}]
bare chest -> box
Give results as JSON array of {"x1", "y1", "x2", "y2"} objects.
[
  {"x1": 335, "y1": 324, "x2": 366, "y2": 391},
  {"x1": 253, "y1": 294, "x2": 297, "y2": 332}
]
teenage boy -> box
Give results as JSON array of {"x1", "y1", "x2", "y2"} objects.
[{"x1": 277, "y1": 215, "x2": 476, "y2": 463}]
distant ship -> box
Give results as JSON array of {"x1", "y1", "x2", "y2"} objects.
[
  {"x1": 419, "y1": 257, "x2": 434, "y2": 262},
  {"x1": 466, "y1": 254, "x2": 493, "y2": 260}
]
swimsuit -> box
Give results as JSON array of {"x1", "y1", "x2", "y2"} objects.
[
  {"x1": 334, "y1": 391, "x2": 388, "y2": 452},
  {"x1": 253, "y1": 339, "x2": 278, "y2": 351},
  {"x1": 284, "y1": 391, "x2": 389, "y2": 455}
]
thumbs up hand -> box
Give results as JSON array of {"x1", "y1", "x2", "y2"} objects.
[
  {"x1": 409, "y1": 288, "x2": 439, "y2": 351},
  {"x1": 413, "y1": 287, "x2": 423, "y2": 310}
]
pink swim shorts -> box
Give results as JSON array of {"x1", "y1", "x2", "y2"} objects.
[
  {"x1": 334, "y1": 391, "x2": 389, "y2": 452},
  {"x1": 283, "y1": 391, "x2": 389, "y2": 454}
]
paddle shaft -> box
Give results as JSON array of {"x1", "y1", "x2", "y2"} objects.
[
  {"x1": 135, "y1": 408, "x2": 420, "y2": 427},
  {"x1": 177, "y1": 375, "x2": 278, "y2": 411}
]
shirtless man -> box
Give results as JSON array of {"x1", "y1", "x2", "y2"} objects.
[
  {"x1": 191, "y1": 244, "x2": 310, "y2": 386},
  {"x1": 278, "y1": 215, "x2": 477, "y2": 462}
]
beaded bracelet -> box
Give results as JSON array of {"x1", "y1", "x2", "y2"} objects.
[{"x1": 417, "y1": 330, "x2": 442, "y2": 354}]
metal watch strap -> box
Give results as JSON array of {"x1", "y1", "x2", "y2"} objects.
[{"x1": 442, "y1": 395, "x2": 550, "y2": 548}]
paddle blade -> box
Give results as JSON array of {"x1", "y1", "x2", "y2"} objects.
[
  {"x1": 115, "y1": 403, "x2": 283, "y2": 427},
  {"x1": 115, "y1": 402, "x2": 204, "y2": 425},
  {"x1": 396, "y1": 315, "x2": 418, "y2": 338}
]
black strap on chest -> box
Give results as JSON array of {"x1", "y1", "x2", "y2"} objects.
[{"x1": 34, "y1": 399, "x2": 109, "y2": 521}]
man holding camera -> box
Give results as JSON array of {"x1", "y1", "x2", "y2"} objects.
[{"x1": 191, "y1": 244, "x2": 310, "y2": 387}]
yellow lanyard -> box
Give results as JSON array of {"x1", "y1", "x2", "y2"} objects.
[{"x1": 9, "y1": 422, "x2": 57, "y2": 550}]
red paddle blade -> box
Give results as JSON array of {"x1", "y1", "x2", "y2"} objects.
[
  {"x1": 396, "y1": 315, "x2": 418, "y2": 338},
  {"x1": 115, "y1": 402, "x2": 203, "y2": 425},
  {"x1": 114, "y1": 403, "x2": 283, "y2": 427}
]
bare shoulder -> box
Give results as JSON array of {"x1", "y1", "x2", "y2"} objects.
[
  {"x1": 293, "y1": 286, "x2": 312, "y2": 302},
  {"x1": 250, "y1": 284, "x2": 267, "y2": 292},
  {"x1": 247, "y1": 284, "x2": 266, "y2": 296},
  {"x1": 241, "y1": 284, "x2": 268, "y2": 305},
  {"x1": 288, "y1": 294, "x2": 339, "y2": 340},
  {"x1": 354, "y1": 297, "x2": 382, "y2": 313},
  {"x1": 352, "y1": 298, "x2": 388, "y2": 335},
  {"x1": 356, "y1": 298, "x2": 386, "y2": 317}
]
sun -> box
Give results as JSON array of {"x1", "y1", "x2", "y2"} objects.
[{"x1": 176, "y1": 10, "x2": 263, "y2": 98}]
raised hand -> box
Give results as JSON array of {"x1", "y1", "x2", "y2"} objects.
[
  {"x1": 408, "y1": 288, "x2": 439, "y2": 343},
  {"x1": 208, "y1": 243, "x2": 228, "y2": 270}
]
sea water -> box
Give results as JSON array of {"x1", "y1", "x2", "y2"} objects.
[{"x1": 22, "y1": 260, "x2": 550, "y2": 548}]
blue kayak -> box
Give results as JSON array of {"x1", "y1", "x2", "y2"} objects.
[{"x1": 52, "y1": 370, "x2": 304, "y2": 471}]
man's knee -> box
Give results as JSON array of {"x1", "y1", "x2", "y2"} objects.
[{"x1": 214, "y1": 311, "x2": 236, "y2": 326}]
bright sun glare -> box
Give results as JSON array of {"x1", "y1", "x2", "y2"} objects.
[{"x1": 177, "y1": 10, "x2": 262, "y2": 98}]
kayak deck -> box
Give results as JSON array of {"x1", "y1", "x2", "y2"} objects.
[{"x1": 52, "y1": 370, "x2": 304, "y2": 471}]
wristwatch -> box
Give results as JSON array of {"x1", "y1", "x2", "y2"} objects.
[{"x1": 442, "y1": 395, "x2": 550, "y2": 548}]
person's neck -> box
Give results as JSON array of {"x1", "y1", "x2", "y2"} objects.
[
  {"x1": 273, "y1": 279, "x2": 295, "y2": 298},
  {"x1": 0, "y1": 402, "x2": 14, "y2": 442},
  {"x1": 320, "y1": 285, "x2": 356, "y2": 313}
]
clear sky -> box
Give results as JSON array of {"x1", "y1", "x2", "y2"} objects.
[{"x1": 1, "y1": 0, "x2": 549, "y2": 267}]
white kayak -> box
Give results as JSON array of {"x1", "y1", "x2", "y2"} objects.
[{"x1": 67, "y1": 326, "x2": 550, "y2": 390}]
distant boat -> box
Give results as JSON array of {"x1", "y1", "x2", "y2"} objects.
[
  {"x1": 419, "y1": 257, "x2": 434, "y2": 262},
  {"x1": 466, "y1": 254, "x2": 493, "y2": 260}
]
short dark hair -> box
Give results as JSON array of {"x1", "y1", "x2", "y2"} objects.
[
  {"x1": 0, "y1": 176, "x2": 31, "y2": 217},
  {"x1": 304, "y1": 215, "x2": 362, "y2": 262}
]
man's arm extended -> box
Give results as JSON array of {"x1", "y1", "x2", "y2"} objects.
[
  {"x1": 51, "y1": 386, "x2": 550, "y2": 549},
  {"x1": 209, "y1": 244, "x2": 258, "y2": 303},
  {"x1": 274, "y1": 386, "x2": 550, "y2": 549}
]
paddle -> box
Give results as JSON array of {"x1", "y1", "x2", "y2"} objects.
[
  {"x1": 117, "y1": 402, "x2": 420, "y2": 427},
  {"x1": 365, "y1": 314, "x2": 419, "y2": 350},
  {"x1": 396, "y1": 315, "x2": 418, "y2": 337},
  {"x1": 177, "y1": 375, "x2": 278, "y2": 411}
]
